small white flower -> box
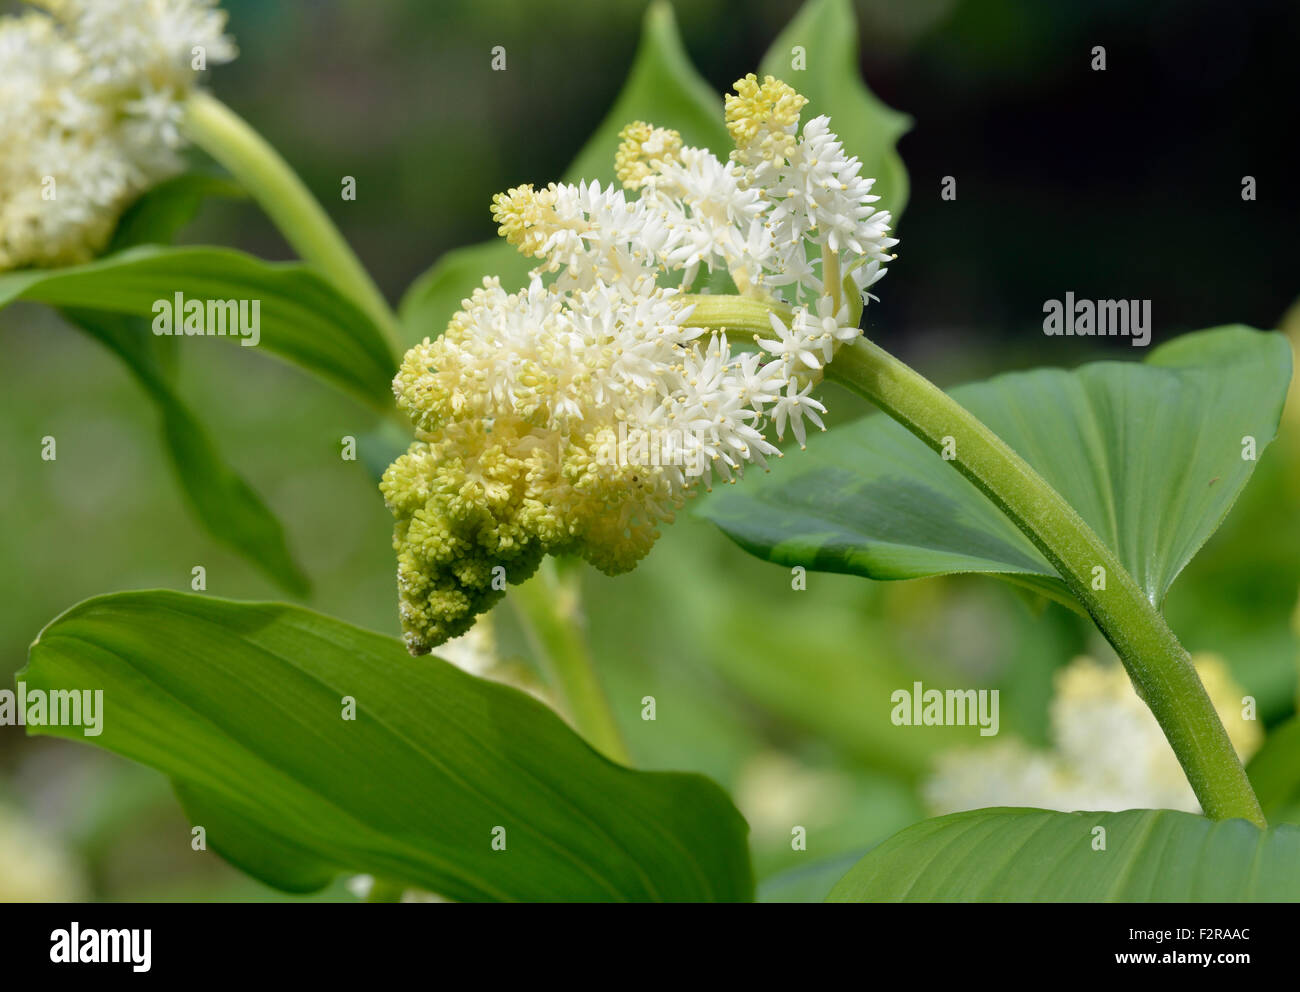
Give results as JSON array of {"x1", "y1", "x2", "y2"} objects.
[
  {"x1": 807, "y1": 295, "x2": 860, "y2": 361},
  {"x1": 758, "y1": 310, "x2": 823, "y2": 372},
  {"x1": 771, "y1": 377, "x2": 826, "y2": 449}
]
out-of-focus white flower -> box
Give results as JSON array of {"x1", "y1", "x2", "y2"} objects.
[
  {"x1": 344, "y1": 874, "x2": 448, "y2": 904},
  {"x1": 0, "y1": 1, "x2": 235, "y2": 269},
  {"x1": 435, "y1": 619, "x2": 498, "y2": 679},
  {"x1": 734, "y1": 751, "x2": 854, "y2": 847},
  {"x1": 435, "y1": 618, "x2": 552, "y2": 705},
  {"x1": 385, "y1": 75, "x2": 896, "y2": 652},
  {"x1": 38, "y1": 0, "x2": 236, "y2": 93},
  {"x1": 0, "y1": 802, "x2": 87, "y2": 901},
  {"x1": 924, "y1": 654, "x2": 1262, "y2": 815}
]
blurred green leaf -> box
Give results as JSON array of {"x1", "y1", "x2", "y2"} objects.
[
  {"x1": 701, "y1": 327, "x2": 1293, "y2": 611},
  {"x1": 759, "y1": 0, "x2": 912, "y2": 221},
  {"x1": 1161, "y1": 329, "x2": 1300, "y2": 718},
  {"x1": 357, "y1": 417, "x2": 415, "y2": 485},
  {"x1": 560, "y1": 0, "x2": 729, "y2": 187},
  {"x1": 397, "y1": 239, "x2": 532, "y2": 345},
  {"x1": 706, "y1": 610, "x2": 979, "y2": 778},
  {"x1": 396, "y1": 0, "x2": 730, "y2": 345},
  {"x1": 759, "y1": 849, "x2": 863, "y2": 903},
  {"x1": 0, "y1": 245, "x2": 397, "y2": 409},
  {"x1": 21, "y1": 591, "x2": 754, "y2": 902},
  {"x1": 60, "y1": 309, "x2": 309, "y2": 596},
  {"x1": 584, "y1": 516, "x2": 1071, "y2": 781},
  {"x1": 829, "y1": 808, "x2": 1300, "y2": 901},
  {"x1": 25, "y1": 179, "x2": 311, "y2": 594},
  {"x1": 108, "y1": 172, "x2": 245, "y2": 253},
  {"x1": 1247, "y1": 717, "x2": 1300, "y2": 824}
]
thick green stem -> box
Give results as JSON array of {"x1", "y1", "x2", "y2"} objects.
[
  {"x1": 683, "y1": 294, "x2": 1265, "y2": 827},
  {"x1": 182, "y1": 90, "x2": 402, "y2": 352},
  {"x1": 510, "y1": 560, "x2": 631, "y2": 765}
]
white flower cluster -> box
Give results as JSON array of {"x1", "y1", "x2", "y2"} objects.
[
  {"x1": 0, "y1": 1, "x2": 236, "y2": 270},
  {"x1": 385, "y1": 74, "x2": 898, "y2": 651},
  {"x1": 923, "y1": 655, "x2": 1261, "y2": 815}
]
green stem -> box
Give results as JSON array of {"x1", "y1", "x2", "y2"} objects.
[
  {"x1": 510, "y1": 559, "x2": 631, "y2": 765},
  {"x1": 821, "y1": 247, "x2": 842, "y2": 312},
  {"x1": 683, "y1": 293, "x2": 1266, "y2": 828},
  {"x1": 182, "y1": 90, "x2": 402, "y2": 353}
]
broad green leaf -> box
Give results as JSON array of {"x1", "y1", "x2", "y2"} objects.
[
  {"x1": 759, "y1": 0, "x2": 912, "y2": 221},
  {"x1": 61, "y1": 308, "x2": 309, "y2": 596},
  {"x1": 107, "y1": 172, "x2": 244, "y2": 253},
  {"x1": 0, "y1": 244, "x2": 397, "y2": 408},
  {"x1": 396, "y1": 1, "x2": 730, "y2": 345},
  {"x1": 828, "y1": 807, "x2": 1300, "y2": 901},
  {"x1": 759, "y1": 849, "x2": 865, "y2": 903},
  {"x1": 20, "y1": 591, "x2": 754, "y2": 902},
  {"x1": 1247, "y1": 716, "x2": 1300, "y2": 824},
  {"x1": 700, "y1": 327, "x2": 1293, "y2": 611},
  {"x1": 560, "y1": 0, "x2": 730, "y2": 188}
]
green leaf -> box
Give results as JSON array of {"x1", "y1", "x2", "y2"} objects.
[
  {"x1": 560, "y1": 1, "x2": 730, "y2": 189},
  {"x1": 34, "y1": 179, "x2": 310, "y2": 593},
  {"x1": 700, "y1": 326, "x2": 1293, "y2": 611},
  {"x1": 20, "y1": 591, "x2": 754, "y2": 902},
  {"x1": 0, "y1": 244, "x2": 397, "y2": 409},
  {"x1": 1247, "y1": 716, "x2": 1300, "y2": 824},
  {"x1": 396, "y1": 1, "x2": 729, "y2": 345},
  {"x1": 705, "y1": 609, "x2": 983, "y2": 778},
  {"x1": 107, "y1": 172, "x2": 245, "y2": 253},
  {"x1": 828, "y1": 807, "x2": 1300, "y2": 901},
  {"x1": 397, "y1": 240, "x2": 533, "y2": 346},
  {"x1": 356, "y1": 417, "x2": 417, "y2": 485},
  {"x1": 17, "y1": 178, "x2": 310, "y2": 594},
  {"x1": 758, "y1": 0, "x2": 912, "y2": 221},
  {"x1": 61, "y1": 308, "x2": 309, "y2": 596},
  {"x1": 759, "y1": 849, "x2": 865, "y2": 903}
]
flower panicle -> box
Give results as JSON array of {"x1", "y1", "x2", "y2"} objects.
[{"x1": 386, "y1": 75, "x2": 899, "y2": 652}]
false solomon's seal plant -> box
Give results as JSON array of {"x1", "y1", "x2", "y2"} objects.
[
  {"x1": 5, "y1": 0, "x2": 1297, "y2": 903},
  {"x1": 382, "y1": 70, "x2": 1266, "y2": 833}
]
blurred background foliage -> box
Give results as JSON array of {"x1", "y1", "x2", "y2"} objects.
[{"x1": 2, "y1": 0, "x2": 1296, "y2": 900}]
